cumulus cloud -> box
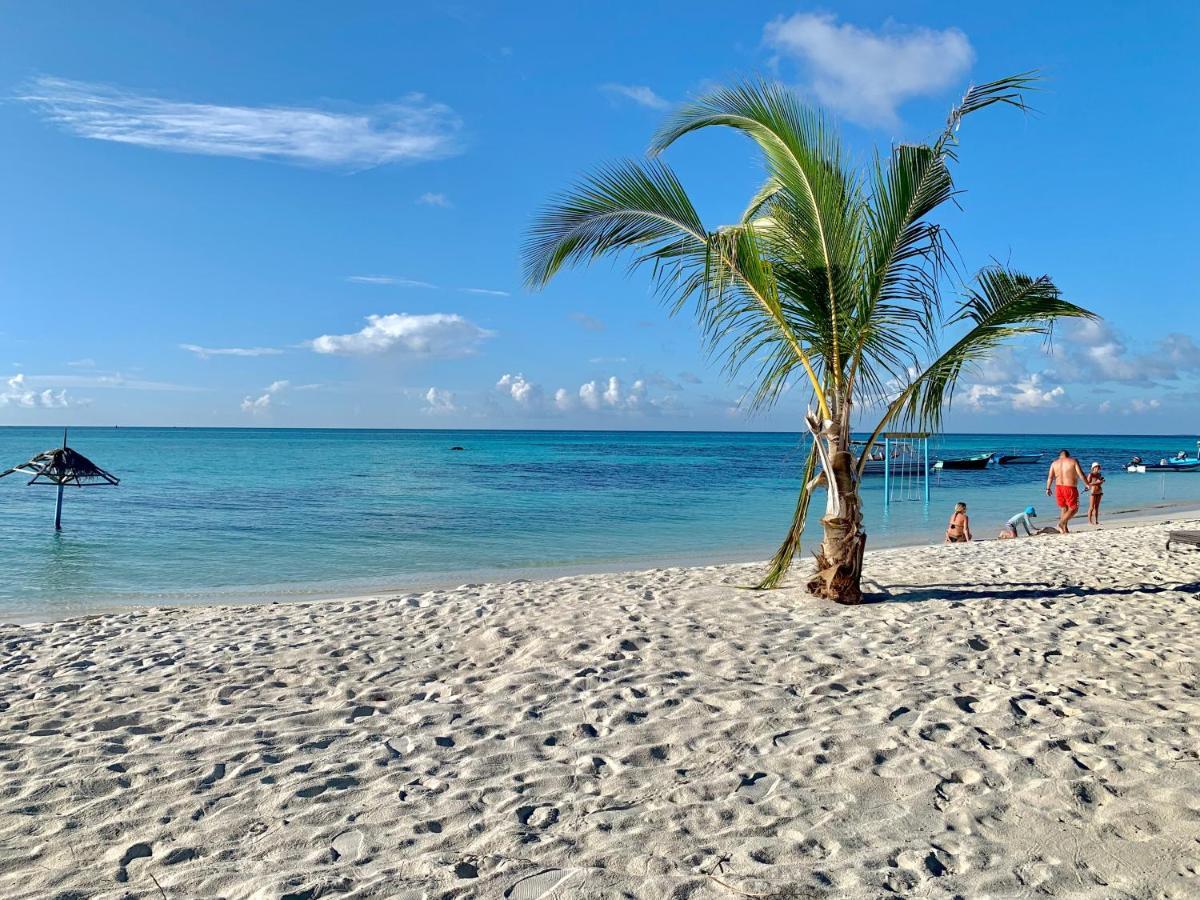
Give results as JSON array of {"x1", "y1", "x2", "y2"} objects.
[
  {"x1": 241, "y1": 379, "x2": 288, "y2": 414},
  {"x1": 310, "y1": 313, "x2": 492, "y2": 357},
  {"x1": 600, "y1": 83, "x2": 670, "y2": 110},
  {"x1": 423, "y1": 386, "x2": 459, "y2": 415},
  {"x1": 579, "y1": 376, "x2": 646, "y2": 411},
  {"x1": 181, "y1": 343, "x2": 283, "y2": 359},
  {"x1": 496, "y1": 373, "x2": 543, "y2": 408},
  {"x1": 966, "y1": 373, "x2": 1065, "y2": 412},
  {"x1": 0, "y1": 373, "x2": 73, "y2": 408},
  {"x1": 1050, "y1": 320, "x2": 1200, "y2": 385},
  {"x1": 417, "y1": 192, "x2": 452, "y2": 207},
  {"x1": 346, "y1": 275, "x2": 436, "y2": 288},
  {"x1": 554, "y1": 387, "x2": 574, "y2": 411},
  {"x1": 764, "y1": 13, "x2": 974, "y2": 127},
  {"x1": 21, "y1": 76, "x2": 462, "y2": 168}
]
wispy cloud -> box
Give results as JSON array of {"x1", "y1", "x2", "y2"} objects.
[
  {"x1": 417, "y1": 191, "x2": 452, "y2": 207},
  {"x1": 67, "y1": 358, "x2": 96, "y2": 369},
  {"x1": 310, "y1": 312, "x2": 492, "y2": 357},
  {"x1": 764, "y1": 13, "x2": 974, "y2": 127},
  {"x1": 601, "y1": 83, "x2": 670, "y2": 110},
  {"x1": 15, "y1": 372, "x2": 203, "y2": 392},
  {"x1": 571, "y1": 312, "x2": 606, "y2": 333},
  {"x1": 460, "y1": 287, "x2": 510, "y2": 297},
  {"x1": 181, "y1": 343, "x2": 283, "y2": 359},
  {"x1": 346, "y1": 275, "x2": 437, "y2": 288},
  {"x1": 20, "y1": 76, "x2": 463, "y2": 168}
]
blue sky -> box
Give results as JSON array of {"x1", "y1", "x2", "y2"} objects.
[{"x1": 0, "y1": 2, "x2": 1197, "y2": 432}]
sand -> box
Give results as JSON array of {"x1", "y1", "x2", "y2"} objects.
[{"x1": 3, "y1": 518, "x2": 1200, "y2": 899}]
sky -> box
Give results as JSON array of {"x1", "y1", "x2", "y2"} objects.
[{"x1": 0, "y1": 1, "x2": 1197, "y2": 433}]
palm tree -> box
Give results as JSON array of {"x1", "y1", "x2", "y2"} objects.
[{"x1": 523, "y1": 74, "x2": 1095, "y2": 604}]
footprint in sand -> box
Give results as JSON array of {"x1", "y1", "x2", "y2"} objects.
[
  {"x1": 733, "y1": 771, "x2": 779, "y2": 802},
  {"x1": 331, "y1": 829, "x2": 363, "y2": 862},
  {"x1": 115, "y1": 842, "x2": 152, "y2": 883}
]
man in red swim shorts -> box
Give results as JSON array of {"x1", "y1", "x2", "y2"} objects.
[{"x1": 1046, "y1": 449, "x2": 1086, "y2": 534}]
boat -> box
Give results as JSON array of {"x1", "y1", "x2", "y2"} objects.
[
  {"x1": 1127, "y1": 459, "x2": 1200, "y2": 473},
  {"x1": 853, "y1": 440, "x2": 927, "y2": 476},
  {"x1": 1127, "y1": 440, "x2": 1200, "y2": 473},
  {"x1": 933, "y1": 452, "x2": 994, "y2": 470},
  {"x1": 997, "y1": 452, "x2": 1043, "y2": 465}
]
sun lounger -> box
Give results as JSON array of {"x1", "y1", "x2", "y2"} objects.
[{"x1": 1166, "y1": 530, "x2": 1200, "y2": 551}]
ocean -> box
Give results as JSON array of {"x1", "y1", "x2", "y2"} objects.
[{"x1": 1, "y1": 427, "x2": 1197, "y2": 621}]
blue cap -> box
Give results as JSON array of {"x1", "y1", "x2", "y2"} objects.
[{"x1": 1026, "y1": 506, "x2": 1037, "y2": 517}]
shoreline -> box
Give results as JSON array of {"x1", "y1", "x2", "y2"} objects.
[
  {"x1": 4, "y1": 517, "x2": 1200, "y2": 897},
  {"x1": 5, "y1": 497, "x2": 1200, "y2": 626}
]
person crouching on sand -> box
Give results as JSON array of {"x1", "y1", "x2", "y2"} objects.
[
  {"x1": 1086, "y1": 462, "x2": 1105, "y2": 525},
  {"x1": 999, "y1": 506, "x2": 1038, "y2": 539},
  {"x1": 1046, "y1": 449, "x2": 1086, "y2": 534},
  {"x1": 945, "y1": 501, "x2": 972, "y2": 543}
]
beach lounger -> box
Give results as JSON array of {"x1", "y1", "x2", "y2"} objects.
[{"x1": 1166, "y1": 530, "x2": 1200, "y2": 551}]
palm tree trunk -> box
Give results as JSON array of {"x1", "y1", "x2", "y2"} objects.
[{"x1": 806, "y1": 406, "x2": 866, "y2": 604}]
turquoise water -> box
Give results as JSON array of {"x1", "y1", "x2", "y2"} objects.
[{"x1": 1, "y1": 427, "x2": 1198, "y2": 621}]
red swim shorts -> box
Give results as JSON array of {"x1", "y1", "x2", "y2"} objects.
[{"x1": 1055, "y1": 485, "x2": 1079, "y2": 510}]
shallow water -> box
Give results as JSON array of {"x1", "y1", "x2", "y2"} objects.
[{"x1": 1, "y1": 427, "x2": 1197, "y2": 620}]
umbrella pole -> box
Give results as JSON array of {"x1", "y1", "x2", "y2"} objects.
[{"x1": 54, "y1": 482, "x2": 64, "y2": 531}]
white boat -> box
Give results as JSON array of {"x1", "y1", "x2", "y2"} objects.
[{"x1": 854, "y1": 440, "x2": 927, "y2": 476}]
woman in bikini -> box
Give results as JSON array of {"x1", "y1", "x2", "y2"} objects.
[
  {"x1": 1086, "y1": 462, "x2": 1105, "y2": 525},
  {"x1": 945, "y1": 501, "x2": 972, "y2": 543}
]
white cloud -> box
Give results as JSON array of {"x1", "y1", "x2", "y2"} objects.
[
  {"x1": 966, "y1": 373, "x2": 1065, "y2": 412},
  {"x1": 1128, "y1": 397, "x2": 1162, "y2": 414},
  {"x1": 601, "y1": 83, "x2": 670, "y2": 110},
  {"x1": 417, "y1": 192, "x2": 452, "y2": 207},
  {"x1": 423, "y1": 386, "x2": 459, "y2": 415},
  {"x1": 460, "y1": 287, "x2": 510, "y2": 297},
  {"x1": 181, "y1": 343, "x2": 283, "y2": 359},
  {"x1": 1, "y1": 373, "x2": 74, "y2": 409},
  {"x1": 553, "y1": 387, "x2": 574, "y2": 411},
  {"x1": 1010, "y1": 374, "x2": 1065, "y2": 411},
  {"x1": 589, "y1": 356, "x2": 628, "y2": 365},
  {"x1": 241, "y1": 379, "x2": 288, "y2": 414},
  {"x1": 310, "y1": 313, "x2": 492, "y2": 357},
  {"x1": 578, "y1": 376, "x2": 646, "y2": 411},
  {"x1": 1051, "y1": 321, "x2": 1200, "y2": 386},
  {"x1": 67, "y1": 358, "x2": 96, "y2": 368},
  {"x1": 346, "y1": 275, "x2": 436, "y2": 288},
  {"x1": 764, "y1": 13, "x2": 974, "y2": 127},
  {"x1": 496, "y1": 373, "x2": 542, "y2": 408},
  {"x1": 14, "y1": 372, "x2": 200, "y2": 392},
  {"x1": 21, "y1": 76, "x2": 462, "y2": 168}
]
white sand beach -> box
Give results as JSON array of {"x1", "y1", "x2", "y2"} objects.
[{"x1": 4, "y1": 518, "x2": 1200, "y2": 899}]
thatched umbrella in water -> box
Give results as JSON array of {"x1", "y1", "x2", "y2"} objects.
[{"x1": 1, "y1": 430, "x2": 119, "y2": 530}]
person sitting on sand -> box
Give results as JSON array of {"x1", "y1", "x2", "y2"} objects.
[
  {"x1": 999, "y1": 506, "x2": 1038, "y2": 539},
  {"x1": 1046, "y1": 449, "x2": 1086, "y2": 534},
  {"x1": 945, "y1": 501, "x2": 972, "y2": 543},
  {"x1": 1086, "y1": 462, "x2": 1105, "y2": 525}
]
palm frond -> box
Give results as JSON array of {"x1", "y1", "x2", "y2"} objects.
[
  {"x1": 871, "y1": 267, "x2": 1094, "y2": 451},
  {"x1": 523, "y1": 158, "x2": 707, "y2": 290}
]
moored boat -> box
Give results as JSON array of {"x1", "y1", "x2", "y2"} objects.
[
  {"x1": 998, "y1": 452, "x2": 1043, "y2": 465},
  {"x1": 934, "y1": 452, "x2": 995, "y2": 470}
]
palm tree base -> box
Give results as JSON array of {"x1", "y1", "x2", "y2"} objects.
[{"x1": 807, "y1": 535, "x2": 866, "y2": 605}]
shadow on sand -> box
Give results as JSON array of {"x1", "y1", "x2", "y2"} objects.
[{"x1": 868, "y1": 580, "x2": 1200, "y2": 605}]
